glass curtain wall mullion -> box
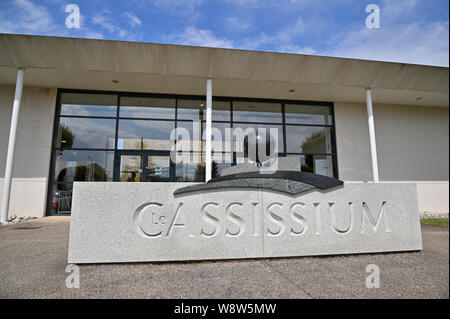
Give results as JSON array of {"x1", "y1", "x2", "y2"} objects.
[
  {"x1": 114, "y1": 95, "x2": 120, "y2": 151},
  {"x1": 118, "y1": 117, "x2": 177, "y2": 122},
  {"x1": 59, "y1": 115, "x2": 117, "y2": 119},
  {"x1": 231, "y1": 121, "x2": 286, "y2": 126},
  {"x1": 282, "y1": 102, "x2": 287, "y2": 157},
  {"x1": 230, "y1": 100, "x2": 236, "y2": 165},
  {"x1": 329, "y1": 102, "x2": 339, "y2": 179},
  {"x1": 56, "y1": 148, "x2": 115, "y2": 151},
  {"x1": 286, "y1": 153, "x2": 336, "y2": 156},
  {"x1": 283, "y1": 123, "x2": 333, "y2": 127},
  {"x1": 46, "y1": 91, "x2": 63, "y2": 216}
]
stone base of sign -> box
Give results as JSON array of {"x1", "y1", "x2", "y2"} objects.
[{"x1": 68, "y1": 182, "x2": 422, "y2": 264}]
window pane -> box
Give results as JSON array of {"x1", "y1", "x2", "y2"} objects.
[
  {"x1": 118, "y1": 119, "x2": 175, "y2": 150},
  {"x1": 202, "y1": 122, "x2": 232, "y2": 153},
  {"x1": 285, "y1": 104, "x2": 332, "y2": 125},
  {"x1": 177, "y1": 121, "x2": 203, "y2": 141},
  {"x1": 60, "y1": 93, "x2": 117, "y2": 117},
  {"x1": 120, "y1": 96, "x2": 175, "y2": 119},
  {"x1": 49, "y1": 184, "x2": 73, "y2": 215},
  {"x1": 178, "y1": 153, "x2": 231, "y2": 179},
  {"x1": 176, "y1": 154, "x2": 205, "y2": 182},
  {"x1": 286, "y1": 126, "x2": 332, "y2": 154},
  {"x1": 120, "y1": 155, "x2": 142, "y2": 182},
  {"x1": 233, "y1": 101, "x2": 282, "y2": 123},
  {"x1": 175, "y1": 121, "x2": 232, "y2": 152},
  {"x1": 211, "y1": 101, "x2": 231, "y2": 121},
  {"x1": 233, "y1": 123, "x2": 284, "y2": 153},
  {"x1": 177, "y1": 99, "x2": 231, "y2": 121},
  {"x1": 53, "y1": 150, "x2": 114, "y2": 182},
  {"x1": 56, "y1": 118, "x2": 116, "y2": 149},
  {"x1": 177, "y1": 99, "x2": 205, "y2": 121},
  {"x1": 287, "y1": 155, "x2": 334, "y2": 177},
  {"x1": 147, "y1": 155, "x2": 171, "y2": 182},
  {"x1": 212, "y1": 158, "x2": 232, "y2": 177}
]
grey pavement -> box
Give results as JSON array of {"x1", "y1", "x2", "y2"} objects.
[{"x1": 0, "y1": 216, "x2": 448, "y2": 299}]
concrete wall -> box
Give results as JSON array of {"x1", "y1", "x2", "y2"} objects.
[
  {"x1": 0, "y1": 85, "x2": 57, "y2": 218},
  {"x1": 334, "y1": 102, "x2": 449, "y2": 213}
]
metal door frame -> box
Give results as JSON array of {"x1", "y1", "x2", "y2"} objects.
[{"x1": 113, "y1": 150, "x2": 175, "y2": 182}]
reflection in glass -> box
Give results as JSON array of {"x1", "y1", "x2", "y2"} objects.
[
  {"x1": 177, "y1": 121, "x2": 203, "y2": 141},
  {"x1": 49, "y1": 184, "x2": 73, "y2": 215},
  {"x1": 120, "y1": 97, "x2": 175, "y2": 119},
  {"x1": 50, "y1": 91, "x2": 338, "y2": 216},
  {"x1": 147, "y1": 155, "x2": 171, "y2": 182},
  {"x1": 202, "y1": 122, "x2": 232, "y2": 154},
  {"x1": 233, "y1": 123, "x2": 284, "y2": 153},
  {"x1": 177, "y1": 156, "x2": 230, "y2": 180},
  {"x1": 56, "y1": 118, "x2": 116, "y2": 149},
  {"x1": 177, "y1": 99, "x2": 205, "y2": 121},
  {"x1": 211, "y1": 101, "x2": 231, "y2": 121},
  {"x1": 287, "y1": 155, "x2": 334, "y2": 177},
  {"x1": 175, "y1": 161, "x2": 205, "y2": 182},
  {"x1": 177, "y1": 100, "x2": 231, "y2": 121},
  {"x1": 60, "y1": 93, "x2": 117, "y2": 117},
  {"x1": 233, "y1": 101, "x2": 282, "y2": 123},
  {"x1": 286, "y1": 126, "x2": 332, "y2": 154},
  {"x1": 53, "y1": 150, "x2": 114, "y2": 182},
  {"x1": 118, "y1": 119, "x2": 175, "y2": 150},
  {"x1": 285, "y1": 104, "x2": 332, "y2": 125},
  {"x1": 120, "y1": 155, "x2": 142, "y2": 182},
  {"x1": 212, "y1": 158, "x2": 231, "y2": 178}
]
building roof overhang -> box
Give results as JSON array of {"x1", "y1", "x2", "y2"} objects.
[{"x1": 0, "y1": 33, "x2": 448, "y2": 107}]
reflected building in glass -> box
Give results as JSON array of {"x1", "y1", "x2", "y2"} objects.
[{"x1": 48, "y1": 92, "x2": 336, "y2": 214}]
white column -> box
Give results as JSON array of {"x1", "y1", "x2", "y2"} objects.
[
  {"x1": 366, "y1": 88, "x2": 379, "y2": 182},
  {"x1": 205, "y1": 79, "x2": 212, "y2": 181},
  {"x1": 1, "y1": 68, "x2": 24, "y2": 223}
]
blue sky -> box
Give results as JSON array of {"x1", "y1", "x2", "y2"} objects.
[{"x1": 0, "y1": 0, "x2": 448, "y2": 66}]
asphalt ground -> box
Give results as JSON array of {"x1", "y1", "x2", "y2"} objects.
[{"x1": 0, "y1": 216, "x2": 448, "y2": 299}]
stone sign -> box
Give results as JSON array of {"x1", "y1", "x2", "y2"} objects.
[{"x1": 68, "y1": 182, "x2": 422, "y2": 264}]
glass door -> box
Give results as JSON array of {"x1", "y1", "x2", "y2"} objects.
[
  {"x1": 117, "y1": 154, "x2": 142, "y2": 182},
  {"x1": 114, "y1": 150, "x2": 174, "y2": 182}
]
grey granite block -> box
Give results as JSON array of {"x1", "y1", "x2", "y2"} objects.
[{"x1": 68, "y1": 182, "x2": 422, "y2": 264}]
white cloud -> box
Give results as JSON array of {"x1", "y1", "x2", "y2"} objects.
[
  {"x1": 324, "y1": 20, "x2": 449, "y2": 66},
  {"x1": 167, "y1": 26, "x2": 234, "y2": 48},
  {"x1": 92, "y1": 14, "x2": 118, "y2": 34},
  {"x1": 0, "y1": 0, "x2": 103, "y2": 39},
  {"x1": 225, "y1": 0, "x2": 260, "y2": 6},
  {"x1": 0, "y1": 0, "x2": 54, "y2": 33},
  {"x1": 124, "y1": 12, "x2": 142, "y2": 27},
  {"x1": 381, "y1": 0, "x2": 420, "y2": 22},
  {"x1": 232, "y1": 0, "x2": 449, "y2": 65},
  {"x1": 152, "y1": 0, "x2": 204, "y2": 15},
  {"x1": 84, "y1": 30, "x2": 104, "y2": 39},
  {"x1": 278, "y1": 44, "x2": 317, "y2": 55},
  {"x1": 225, "y1": 0, "x2": 313, "y2": 8},
  {"x1": 91, "y1": 11, "x2": 142, "y2": 41},
  {"x1": 226, "y1": 17, "x2": 252, "y2": 32},
  {"x1": 239, "y1": 17, "x2": 318, "y2": 54},
  {"x1": 241, "y1": 31, "x2": 317, "y2": 54}
]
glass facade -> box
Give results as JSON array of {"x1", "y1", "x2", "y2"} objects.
[{"x1": 48, "y1": 91, "x2": 337, "y2": 215}]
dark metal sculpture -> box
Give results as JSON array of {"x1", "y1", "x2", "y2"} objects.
[
  {"x1": 174, "y1": 171, "x2": 343, "y2": 196},
  {"x1": 243, "y1": 129, "x2": 277, "y2": 166},
  {"x1": 175, "y1": 129, "x2": 343, "y2": 196}
]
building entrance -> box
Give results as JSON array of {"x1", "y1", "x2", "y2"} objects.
[{"x1": 113, "y1": 150, "x2": 175, "y2": 182}]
